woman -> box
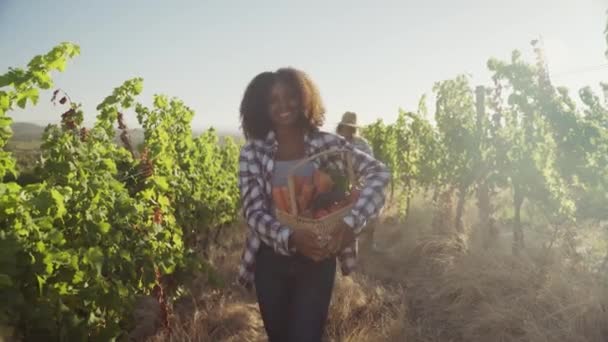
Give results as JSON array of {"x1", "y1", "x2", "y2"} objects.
[{"x1": 237, "y1": 67, "x2": 390, "y2": 342}]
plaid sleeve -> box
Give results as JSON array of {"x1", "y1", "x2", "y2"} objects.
[
  {"x1": 360, "y1": 140, "x2": 374, "y2": 157},
  {"x1": 342, "y1": 141, "x2": 389, "y2": 235},
  {"x1": 317, "y1": 133, "x2": 390, "y2": 235},
  {"x1": 364, "y1": 139, "x2": 374, "y2": 157},
  {"x1": 238, "y1": 143, "x2": 292, "y2": 255},
  {"x1": 352, "y1": 137, "x2": 374, "y2": 157}
]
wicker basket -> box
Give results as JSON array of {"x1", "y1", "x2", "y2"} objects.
[{"x1": 275, "y1": 149, "x2": 357, "y2": 245}]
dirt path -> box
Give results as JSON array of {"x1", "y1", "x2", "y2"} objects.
[{"x1": 144, "y1": 219, "x2": 416, "y2": 342}]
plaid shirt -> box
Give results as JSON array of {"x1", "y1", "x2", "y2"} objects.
[
  {"x1": 236, "y1": 129, "x2": 390, "y2": 288},
  {"x1": 351, "y1": 136, "x2": 373, "y2": 157}
]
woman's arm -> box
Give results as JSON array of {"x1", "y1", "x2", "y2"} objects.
[
  {"x1": 341, "y1": 139, "x2": 390, "y2": 235},
  {"x1": 319, "y1": 132, "x2": 390, "y2": 256},
  {"x1": 238, "y1": 143, "x2": 292, "y2": 255}
]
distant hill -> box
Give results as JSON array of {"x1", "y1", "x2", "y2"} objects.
[
  {"x1": 8, "y1": 122, "x2": 243, "y2": 147},
  {"x1": 7, "y1": 122, "x2": 146, "y2": 145},
  {"x1": 9, "y1": 122, "x2": 47, "y2": 141}
]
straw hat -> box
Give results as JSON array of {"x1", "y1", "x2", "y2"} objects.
[{"x1": 338, "y1": 111, "x2": 359, "y2": 128}]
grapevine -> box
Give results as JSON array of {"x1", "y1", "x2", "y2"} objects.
[{"x1": 0, "y1": 44, "x2": 240, "y2": 340}]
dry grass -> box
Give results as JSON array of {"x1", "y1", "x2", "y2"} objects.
[
  {"x1": 148, "y1": 295, "x2": 264, "y2": 342},
  {"x1": 146, "y1": 195, "x2": 608, "y2": 342},
  {"x1": 324, "y1": 274, "x2": 408, "y2": 342},
  {"x1": 401, "y1": 231, "x2": 608, "y2": 342},
  {"x1": 144, "y1": 260, "x2": 409, "y2": 342}
]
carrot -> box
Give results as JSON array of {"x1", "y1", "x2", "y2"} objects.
[
  {"x1": 313, "y1": 170, "x2": 334, "y2": 193},
  {"x1": 293, "y1": 176, "x2": 305, "y2": 196},
  {"x1": 280, "y1": 187, "x2": 292, "y2": 214},
  {"x1": 272, "y1": 187, "x2": 288, "y2": 212},
  {"x1": 297, "y1": 183, "x2": 314, "y2": 212},
  {"x1": 313, "y1": 171, "x2": 321, "y2": 191}
]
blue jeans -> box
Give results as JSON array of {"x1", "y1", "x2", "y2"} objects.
[{"x1": 254, "y1": 243, "x2": 336, "y2": 342}]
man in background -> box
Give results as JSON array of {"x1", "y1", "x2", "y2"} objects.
[
  {"x1": 336, "y1": 111, "x2": 373, "y2": 156},
  {"x1": 336, "y1": 112, "x2": 379, "y2": 252}
]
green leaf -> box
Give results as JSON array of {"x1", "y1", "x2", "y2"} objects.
[
  {"x1": 0, "y1": 274, "x2": 13, "y2": 287},
  {"x1": 154, "y1": 95, "x2": 168, "y2": 109},
  {"x1": 15, "y1": 88, "x2": 38, "y2": 108},
  {"x1": 0, "y1": 74, "x2": 11, "y2": 88},
  {"x1": 49, "y1": 230, "x2": 65, "y2": 245},
  {"x1": 33, "y1": 71, "x2": 52, "y2": 89},
  {"x1": 0, "y1": 182, "x2": 20, "y2": 195},
  {"x1": 36, "y1": 275, "x2": 46, "y2": 296},
  {"x1": 98, "y1": 222, "x2": 111, "y2": 234},
  {"x1": 0, "y1": 93, "x2": 9, "y2": 109},
  {"x1": 84, "y1": 247, "x2": 104, "y2": 276},
  {"x1": 16, "y1": 96, "x2": 27, "y2": 109},
  {"x1": 50, "y1": 188, "x2": 66, "y2": 218},
  {"x1": 117, "y1": 283, "x2": 128, "y2": 298},
  {"x1": 133, "y1": 79, "x2": 143, "y2": 94},
  {"x1": 102, "y1": 159, "x2": 117, "y2": 173},
  {"x1": 73, "y1": 270, "x2": 85, "y2": 284},
  {"x1": 48, "y1": 56, "x2": 67, "y2": 72},
  {"x1": 172, "y1": 234, "x2": 182, "y2": 247},
  {"x1": 58, "y1": 282, "x2": 69, "y2": 295},
  {"x1": 157, "y1": 195, "x2": 170, "y2": 207},
  {"x1": 141, "y1": 189, "x2": 154, "y2": 201},
  {"x1": 119, "y1": 250, "x2": 132, "y2": 262},
  {"x1": 153, "y1": 176, "x2": 169, "y2": 192},
  {"x1": 42, "y1": 253, "x2": 54, "y2": 274}
]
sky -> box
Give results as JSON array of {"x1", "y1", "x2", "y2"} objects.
[{"x1": 1, "y1": 0, "x2": 607, "y2": 133}]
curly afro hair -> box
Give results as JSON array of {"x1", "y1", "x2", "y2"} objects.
[{"x1": 239, "y1": 67, "x2": 326, "y2": 140}]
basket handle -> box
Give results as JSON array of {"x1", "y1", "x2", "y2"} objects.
[{"x1": 285, "y1": 148, "x2": 356, "y2": 217}]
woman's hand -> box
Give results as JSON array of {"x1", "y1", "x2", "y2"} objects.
[{"x1": 289, "y1": 229, "x2": 327, "y2": 261}]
